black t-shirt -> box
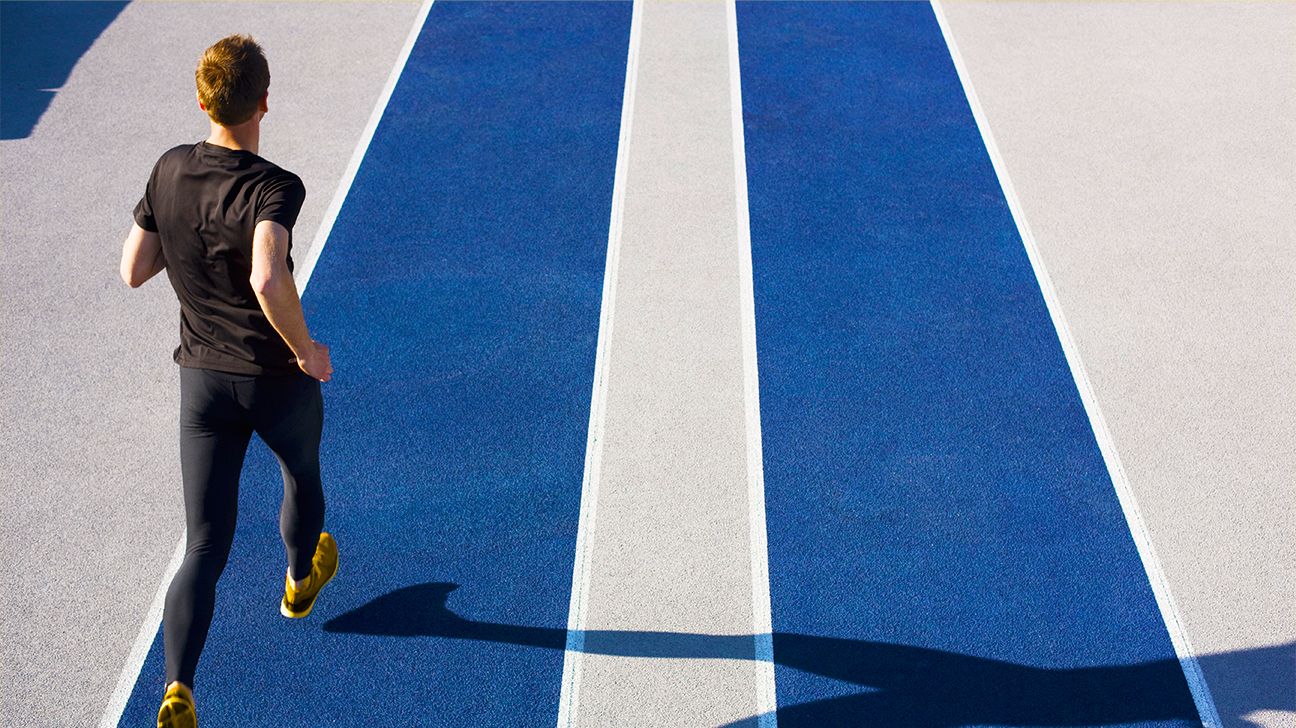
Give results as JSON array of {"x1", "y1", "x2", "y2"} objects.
[{"x1": 134, "y1": 141, "x2": 306, "y2": 375}]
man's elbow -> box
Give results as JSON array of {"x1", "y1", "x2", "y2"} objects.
[
  {"x1": 120, "y1": 263, "x2": 144, "y2": 288},
  {"x1": 250, "y1": 267, "x2": 283, "y2": 296}
]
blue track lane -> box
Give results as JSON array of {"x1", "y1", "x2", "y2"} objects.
[
  {"x1": 736, "y1": 3, "x2": 1200, "y2": 726},
  {"x1": 121, "y1": 3, "x2": 630, "y2": 724}
]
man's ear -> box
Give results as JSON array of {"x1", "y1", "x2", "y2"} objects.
[
  {"x1": 259, "y1": 91, "x2": 268, "y2": 114},
  {"x1": 196, "y1": 90, "x2": 206, "y2": 112}
]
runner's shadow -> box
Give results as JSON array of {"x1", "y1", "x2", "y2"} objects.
[
  {"x1": 324, "y1": 582, "x2": 1294, "y2": 727},
  {"x1": 323, "y1": 582, "x2": 753, "y2": 659}
]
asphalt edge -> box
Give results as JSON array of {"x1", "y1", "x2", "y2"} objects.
[
  {"x1": 293, "y1": 1, "x2": 436, "y2": 291},
  {"x1": 96, "y1": 538, "x2": 185, "y2": 728},
  {"x1": 556, "y1": 1, "x2": 643, "y2": 724},
  {"x1": 726, "y1": 0, "x2": 779, "y2": 724}
]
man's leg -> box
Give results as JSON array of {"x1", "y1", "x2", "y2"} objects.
[
  {"x1": 249, "y1": 372, "x2": 325, "y2": 580},
  {"x1": 164, "y1": 368, "x2": 253, "y2": 688}
]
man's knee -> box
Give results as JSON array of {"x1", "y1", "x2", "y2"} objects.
[{"x1": 185, "y1": 520, "x2": 236, "y2": 558}]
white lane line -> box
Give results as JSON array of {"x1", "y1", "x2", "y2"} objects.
[
  {"x1": 556, "y1": 0, "x2": 643, "y2": 725},
  {"x1": 97, "y1": 537, "x2": 185, "y2": 728},
  {"x1": 726, "y1": 0, "x2": 778, "y2": 725},
  {"x1": 96, "y1": 3, "x2": 434, "y2": 725},
  {"x1": 294, "y1": 0, "x2": 436, "y2": 291},
  {"x1": 929, "y1": 3, "x2": 1222, "y2": 726}
]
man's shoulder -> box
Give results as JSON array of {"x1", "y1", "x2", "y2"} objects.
[
  {"x1": 255, "y1": 161, "x2": 305, "y2": 195},
  {"x1": 250, "y1": 159, "x2": 306, "y2": 223},
  {"x1": 157, "y1": 142, "x2": 197, "y2": 164},
  {"x1": 259, "y1": 158, "x2": 302, "y2": 183},
  {"x1": 146, "y1": 143, "x2": 198, "y2": 177}
]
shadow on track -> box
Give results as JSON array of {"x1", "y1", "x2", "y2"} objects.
[
  {"x1": 324, "y1": 582, "x2": 1294, "y2": 726},
  {"x1": 0, "y1": 1, "x2": 128, "y2": 140}
]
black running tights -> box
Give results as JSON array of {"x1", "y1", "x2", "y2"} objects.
[{"x1": 164, "y1": 367, "x2": 325, "y2": 687}]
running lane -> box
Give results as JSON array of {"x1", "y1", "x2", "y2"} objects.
[
  {"x1": 736, "y1": 3, "x2": 1201, "y2": 726},
  {"x1": 119, "y1": 3, "x2": 630, "y2": 724}
]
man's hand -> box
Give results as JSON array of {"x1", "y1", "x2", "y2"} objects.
[{"x1": 296, "y1": 340, "x2": 333, "y2": 382}]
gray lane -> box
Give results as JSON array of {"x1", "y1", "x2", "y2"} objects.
[
  {"x1": 940, "y1": 3, "x2": 1295, "y2": 726},
  {"x1": 563, "y1": 2, "x2": 763, "y2": 724},
  {"x1": 0, "y1": 3, "x2": 419, "y2": 724}
]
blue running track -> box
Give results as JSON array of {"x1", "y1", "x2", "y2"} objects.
[
  {"x1": 120, "y1": 3, "x2": 630, "y2": 724},
  {"x1": 737, "y1": 2, "x2": 1201, "y2": 726}
]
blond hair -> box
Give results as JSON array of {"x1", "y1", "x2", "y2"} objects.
[{"x1": 195, "y1": 34, "x2": 269, "y2": 126}]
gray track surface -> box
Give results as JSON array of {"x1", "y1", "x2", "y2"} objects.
[
  {"x1": 0, "y1": 3, "x2": 419, "y2": 724},
  {"x1": 562, "y1": 2, "x2": 764, "y2": 725},
  {"x1": 3, "y1": 1, "x2": 1293, "y2": 726},
  {"x1": 942, "y1": 2, "x2": 1295, "y2": 726}
]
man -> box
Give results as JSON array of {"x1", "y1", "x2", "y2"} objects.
[{"x1": 120, "y1": 34, "x2": 339, "y2": 728}]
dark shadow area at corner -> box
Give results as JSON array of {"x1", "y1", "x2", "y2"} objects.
[
  {"x1": 0, "y1": 1, "x2": 128, "y2": 140},
  {"x1": 326, "y1": 582, "x2": 1294, "y2": 727}
]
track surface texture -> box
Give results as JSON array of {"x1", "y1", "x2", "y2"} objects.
[{"x1": 1, "y1": 1, "x2": 1291, "y2": 726}]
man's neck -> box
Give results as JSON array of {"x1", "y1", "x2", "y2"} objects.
[{"x1": 206, "y1": 119, "x2": 259, "y2": 155}]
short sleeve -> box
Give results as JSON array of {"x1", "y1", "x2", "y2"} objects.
[
  {"x1": 255, "y1": 174, "x2": 306, "y2": 232},
  {"x1": 133, "y1": 161, "x2": 159, "y2": 232}
]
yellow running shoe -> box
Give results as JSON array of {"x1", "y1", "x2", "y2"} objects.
[
  {"x1": 156, "y1": 682, "x2": 196, "y2": 728},
  {"x1": 280, "y1": 531, "x2": 338, "y2": 618}
]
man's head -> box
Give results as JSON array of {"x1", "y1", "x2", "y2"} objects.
[{"x1": 195, "y1": 34, "x2": 269, "y2": 127}]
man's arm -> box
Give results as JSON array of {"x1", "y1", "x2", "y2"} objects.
[
  {"x1": 250, "y1": 219, "x2": 332, "y2": 382},
  {"x1": 119, "y1": 223, "x2": 165, "y2": 287}
]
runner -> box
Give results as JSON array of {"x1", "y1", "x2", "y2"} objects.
[{"x1": 118, "y1": 34, "x2": 339, "y2": 728}]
